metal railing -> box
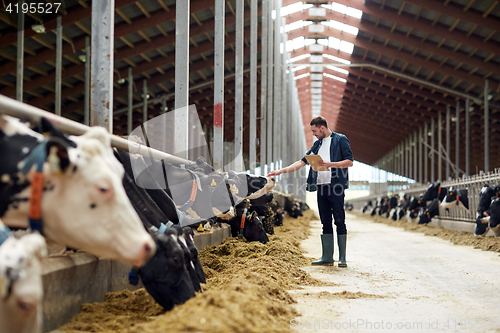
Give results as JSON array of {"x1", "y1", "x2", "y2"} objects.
[{"x1": 349, "y1": 168, "x2": 500, "y2": 223}]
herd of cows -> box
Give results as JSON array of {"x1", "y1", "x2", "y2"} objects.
[
  {"x1": 0, "y1": 114, "x2": 309, "y2": 333},
  {"x1": 361, "y1": 182, "x2": 500, "y2": 236}
]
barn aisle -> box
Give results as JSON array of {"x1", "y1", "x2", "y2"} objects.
[{"x1": 289, "y1": 213, "x2": 500, "y2": 333}]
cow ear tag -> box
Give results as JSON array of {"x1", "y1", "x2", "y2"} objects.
[
  {"x1": 229, "y1": 184, "x2": 238, "y2": 193},
  {"x1": 210, "y1": 179, "x2": 217, "y2": 187}
]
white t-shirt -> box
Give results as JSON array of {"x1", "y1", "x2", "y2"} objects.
[{"x1": 316, "y1": 136, "x2": 331, "y2": 185}]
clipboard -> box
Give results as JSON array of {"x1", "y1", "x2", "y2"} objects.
[{"x1": 304, "y1": 155, "x2": 330, "y2": 172}]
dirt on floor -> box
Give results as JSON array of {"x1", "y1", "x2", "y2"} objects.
[
  {"x1": 354, "y1": 212, "x2": 500, "y2": 253},
  {"x1": 59, "y1": 210, "x2": 324, "y2": 333}
]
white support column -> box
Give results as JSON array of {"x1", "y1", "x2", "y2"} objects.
[
  {"x1": 419, "y1": 127, "x2": 423, "y2": 184},
  {"x1": 455, "y1": 101, "x2": 460, "y2": 178},
  {"x1": 260, "y1": 0, "x2": 268, "y2": 173},
  {"x1": 249, "y1": 0, "x2": 258, "y2": 173},
  {"x1": 465, "y1": 98, "x2": 470, "y2": 176},
  {"x1": 431, "y1": 118, "x2": 435, "y2": 183},
  {"x1": 55, "y1": 15, "x2": 62, "y2": 116},
  {"x1": 84, "y1": 36, "x2": 90, "y2": 126},
  {"x1": 446, "y1": 106, "x2": 450, "y2": 180},
  {"x1": 91, "y1": 0, "x2": 114, "y2": 132},
  {"x1": 266, "y1": 0, "x2": 274, "y2": 172},
  {"x1": 127, "y1": 67, "x2": 133, "y2": 134},
  {"x1": 234, "y1": 0, "x2": 245, "y2": 171},
  {"x1": 424, "y1": 122, "x2": 428, "y2": 183},
  {"x1": 142, "y1": 80, "x2": 148, "y2": 124},
  {"x1": 213, "y1": 0, "x2": 225, "y2": 171},
  {"x1": 273, "y1": 0, "x2": 282, "y2": 171},
  {"x1": 438, "y1": 112, "x2": 442, "y2": 181},
  {"x1": 175, "y1": 0, "x2": 190, "y2": 159},
  {"x1": 16, "y1": 1, "x2": 24, "y2": 102},
  {"x1": 484, "y1": 80, "x2": 489, "y2": 173}
]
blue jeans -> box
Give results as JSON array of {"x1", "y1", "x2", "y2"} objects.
[{"x1": 317, "y1": 184, "x2": 346, "y2": 235}]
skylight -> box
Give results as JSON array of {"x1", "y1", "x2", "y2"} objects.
[
  {"x1": 288, "y1": 53, "x2": 311, "y2": 63},
  {"x1": 322, "y1": 20, "x2": 359, "y2": 36},
  {"x1": 285, "y1": 20, "x2": 313, "y2": 33},
  {"x1": 294, "y1": 72, "x2": 311, "y2": 80},
  {"x1": 326, "y1": 65, "x2": 349, "y2": 75},
  {"x1": 273, "y1": 2, "x2": 314, "y2": 19},
  {"x1": 321, "y1": 2, "x2": 363, "y2": 19},
  {"x1": 323, "y1": 72, "x2": 347, "y2": 83},
  {"x1": 323, "y1": 53, "x2": 352, "y2": 64}
]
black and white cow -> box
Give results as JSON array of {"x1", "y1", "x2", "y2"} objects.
[
  {"x1": 362, "y1": 200, "x2": 373, "y2": 213},
  {"x1": 135, "y1": 228, "x2": 196, "y2": 311},
  {"x1": 440, "y1": 188, "x2": 469, "y2": 210},
  {"x1": 474, "y1": 184, "x2": 500, "y2": 236},
  {"x1": 224, "y1": 200, "x2": 269, "y2": 244},
  {"x1": 418, "y1": 199, "x2": 440, "y2": 224},
  {"x1": 0, "y1": 115, "x2": 155, "y2": 267},
  {"x1": 0, "y1": 229, "x2": 47, "y2": 333},
  {"x1": 421, "y1": 183, "x2": 447, "y2": 204},
  {"x1": 487, "y1": 198, "x2": 500, "y2": 236},
  {"x1": 284, "y1": 196, "x2": 304, "y2": 218}
]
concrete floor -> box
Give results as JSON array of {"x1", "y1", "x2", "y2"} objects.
[{"x1": 289, "y1": 213, "x2": 500, "y2": 333}]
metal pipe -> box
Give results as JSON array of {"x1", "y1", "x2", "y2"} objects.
[
  {"x1": 446, "y1": 106, "x2": 450, "y2": 180},
  {"x1": 17, "y1": 2, "x2": 24, "y2": 102},
  {"x1": 234, "y1": 0, "x2": 244, "y2": 172},
  {"x1": 413, "y1": 131, "x2": 417, "y2": 182},
  {"x1": 484, "y1": 80, "x2": 489, "y2": 173},
  {"x1": 84, "y1": 36, "x2": 90, "y2": 126},
  {"x1": 0, "y1": 95, "x2": 192, "y2": 165},
  {"x1": 424, "y1": 122, "x2": 428, "y2": 183},
  {"x1": 282, "y1": 19, "x2": 288, "y2": 179},
  {"x1": 419, "y1": 127, "x2": 423, "y2": 184},
  {"x1": 273, "y1": 0, "x2": 282, "y2": 170},
  {"x1": 408, "y1": 137, "x2": 412, "y2": 179},
  {"x1": 455, "y1": 100, "x2": 460, "y2": 178},
  {"x1": 267, "y1": 0, "x2": 274, "y2": 172},
  {"x1": 142, "y1": 80, "x2": 148, "y2": 124},
  {"x1": 175, "y1": 0, "x2": 190, "y2": 159},
  {"x1": 55, "y1": 15, "x2": 62, "y2": 116},
  {"x1": 465, "y1": 97, "x2": 470, "y2": 176},
  {"x1": 127, "y1": 67, "x2": 133, "y2": 134},
  {"x1": 438, "y1": 112, "x2": 442, "y2": 181},
  {"x1": 162, "y1": 99, "x2": 167, "y2": 153},
  {"x1": 431, "y1": 118, "x2": 435, "y2": 182},
  {"x1": 91, "y1": 0, "x2": 114, "y2": 132},
  {"x1": 260, "y1": 0, "x2": 268, "y2": 173},
  {"x1": 249, "y1": 0, "x2": 258, "y2": 174},
  {"x1": 213, "y1": 0, "x2": 225, "y2": 171}
]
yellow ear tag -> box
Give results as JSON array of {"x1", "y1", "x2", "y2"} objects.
[
  {"x1": 197, "y1": 223, "x2": 204, "y2": 232},
  {"x1": 211, "y1": 179, "x2": 217, "y2": 187},
  {"x1": 229, "y1": 184, "x2": 238, "y2": 194}
]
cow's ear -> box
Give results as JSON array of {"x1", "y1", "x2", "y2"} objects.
[{"x1": 45, "y1": 138, "x2": 71, "y2": 174}]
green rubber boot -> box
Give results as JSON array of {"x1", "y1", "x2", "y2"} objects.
[
  {"x1": 311, "y1": 234, "x2": 334, "y2": 266},
  {"x1": 337, "y1": 234, "x2": 347, "y2": 267}
]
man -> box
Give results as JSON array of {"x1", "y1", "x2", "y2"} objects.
[{"x1": 267, "y1": 116, "x2": 353, "y2": 267}]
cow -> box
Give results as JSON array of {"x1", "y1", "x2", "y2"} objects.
[
  {"x1": 0, "y1": 230, "x2": 47, "y2": 333},
  {"x1": 182, "y1": 226, "x2": 206, "y2": 284},
  {"x1": 418, "y1": 199, "x2": 440, "y2": 224},
  {"x1": 248, "y1": 193, "x2": 275, "y2": 235},
  {"x1": 487, "y1": 198, "x2": 500, "y2": 236},
  {"x1": 268, "y1": 197, "x2": 284, "y2": 227},
  {"x1": 440, "y1": 188, "x2": 469, "y2": 210},
  {"x1": 362, "y1": 200, "x2": 372, "y2": 213},
  {"x1": 224, "y1": 200, "x2": 269, "y2": 244},
  {"x1": 171, "y1": 225, "x2": 201, "y2": 292},
  {"x1": 406, "y1": 196, "x2": 423, "y2": 221},
  {"x1": 284, "y1": 196, "x2": 303, "y2": 218},
  {"x1": 134, "y1": 228, "x2": 196, "y2": 311},
  {"x1": 0, "y1": 115, "x2": 155, "y2": 267},
  {"x1": 474, "y1": 184, "x2": 500, "y2": 236},
  {"x1": 344, "y1": 202, "x2": 354, "y2": 212},
  {"x1": 421, "y1": 183, "x2": 447, "y2": 204}
]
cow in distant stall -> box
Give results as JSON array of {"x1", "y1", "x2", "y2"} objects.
[
  {"x1": 362, "y1": 200, "x2": 372, "y2": 213},
  {"x1": 0, "y1": 228, "x2": 47, "y2": 333},
  {"x1": 224, "y1": 199, "x2": 269, "y2": 244},
  {"x1": 418, "y1": 199, "x2": 440, "y2": 224},
  {"x1": 421, "y1": 182, "x2": 447, "y2": 205},
  {"x1": 475, "y1": 184, "x2": 500, "y2": 236},
  {"x1": 440, "y1": 188, "x2": 469, "y2": 210},
  {"x1": 487, "y1": 198, "x2": 500, "y2": 236},
  {"x1": 0, "y1": 115, "x2": 155, "y2": 266}
]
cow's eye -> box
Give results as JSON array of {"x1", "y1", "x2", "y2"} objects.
[
  {"x1": 90, "y1": 203, "x2": 97, "y2": 209},
  {"x1": 99, "y1": 187, "x2": 109, "y2": 193}
]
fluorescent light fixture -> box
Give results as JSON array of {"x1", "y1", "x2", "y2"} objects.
[
  {"x1": 323, "y1": 53, "x2": 351, "y2": 64},
  {"x1": 322, "y1": 20, "x2": 359, "y2": 36},
  {"x1": 326, "y1": 65, "x2": 349, "y2": 75},
  {"x1": 78, "y1": 54, "x2": 86, "y2": 63},
  {"x1": 321, "y1": 2, "x2": 363, "y2": 19},
  {"x1": 293, "y1": 65, "x2": 308, "y2": 72},
  {"x1": 32, "y1": 24, "x2": 45, "y2": 34},
  {"x1": 294, "y1": 73, "x2": 311, "y2": 80},
  {"x1": 285, "y1": 20, "x2": 313, "y2": 33},
  {"x1": 323, "y1": 73, "x2": 347, "y2": 83},
  {"x1": 118, "y1": 78, "x2": 126, "y2": 84},
  {"x1": 289, "y1": 53, "x2": 311, "y2": 63}
]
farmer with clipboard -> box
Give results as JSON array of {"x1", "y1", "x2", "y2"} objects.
[{"x1": 267, "y1": 116, "x2": 353, "y2": 267}]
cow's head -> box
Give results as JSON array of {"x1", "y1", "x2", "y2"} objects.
[
  {"x1": 488, "y1": 198, "x2": 500, "y2": 235},
  {"x1": 4, "y1": 127, "x2": 155, "y2": 267},
  {"x1": 138, "y1": 229, "x2": 196, "y2": 310},
  {"x1": 474, "y1": 213, "x2": 490, "y2": 236},
  {"x1": 0, "y1": 233, "x2": 47, "y2": 333},
  {"x1": 418, "y1": 199, "x2": 440, "y2": 224},
  {"x1": 226, "y1": 171, "x2": 275, "y2": 200},
  {"x1": 477, "y1": 184, "x2": 500, "y2": 214},
  {"x1": 440, "y1": 188, "x2": 469, "y2": 210},
  {"x1": 242, "y1": 211, "x2": 269, "y2": 244},
  {"x1": 422, "y1": 183, "x2": 447, "y2": 203}
]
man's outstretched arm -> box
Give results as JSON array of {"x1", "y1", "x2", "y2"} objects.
[{"x1": 267, "y1": 160, "x2": 306, "y2": 177}]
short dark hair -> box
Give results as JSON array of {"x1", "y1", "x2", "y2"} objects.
[{"x1": 310, "y1": 116, "x2": 328, "y2": 128}]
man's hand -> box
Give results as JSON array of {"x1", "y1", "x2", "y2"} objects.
[
  {"x1": 318, "y1": 161, "x2": 333, "y2": 168},
  {"x1": 267, "y1": 169, "x2": 282, "y2": 177}
]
